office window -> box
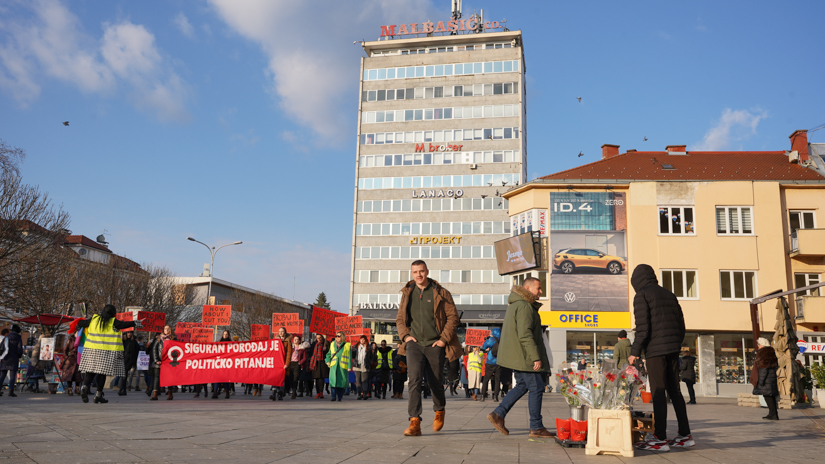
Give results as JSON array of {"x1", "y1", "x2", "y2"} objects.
[
  {"x1": 795, "y1": 273, "x2": 821, "y2": 296},
  {"x1": 716, "y1": 206, "x2": 753, "y2": 235},
  {"x1": 659, "y1": 206, "x2": 695, "y2": 234},
  {"x1": 661, "y1": 270, "x2": 698, "y2": 299},
  {"x1": 720, "y1": 271, "x2": 756, "y2": 300}
]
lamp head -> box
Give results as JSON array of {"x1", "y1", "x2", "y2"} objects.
[
  {"x1": 234, "y1": 241, "x2": 243, "y2": 245},
  {"x1": 187, "y1": 237, "x2": 196, "y2": 241}
]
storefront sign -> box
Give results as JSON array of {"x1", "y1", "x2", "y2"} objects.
[
  {"x1": 159, "y1": 339, "x2": 285, "y2": 387},
  {"x1": 538, "y1": 210, "x2": 547, "y2": 237},
  {"x1": 415, "y1": 143, "x2": 463, "y2": 153},
  {"x1": 410, "y1": 236, "x2": 461, "y2": 244},
  {"x1": 380, "y1": 20, "x2": 503, "y2": 37},
  {"x1": 540, "y1": 311, "x2": 631, "y2": 329},
  {"x1": 797, "y1": 340, "x2": 807, "y2": 353},
  {"x1": 411, "y1": 189, "x2": 463, "y2": 199},
  {"x1": 804, "y1": 342, "x2": 825, "y2": 354},
  {"x1": 357, "y1": 306, "x2": 398, "y2": 316}
]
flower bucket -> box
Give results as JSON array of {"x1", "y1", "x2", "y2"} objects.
[
  {"x1": 570, "y1": 405, "x2": 587, "y2": 421},
  {"x1": 640, "y1": 391, "x2": 652, "y2": 403}
]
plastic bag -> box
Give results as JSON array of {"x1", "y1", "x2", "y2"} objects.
[
  {"x1": 571, "y1": 419, "x2": 588, "y2": 441},
  {"x1": 555, "y1": 418, "x2": 571, "y2": 440}
]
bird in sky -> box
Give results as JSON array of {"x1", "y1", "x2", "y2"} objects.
[
  {"x1": 578, "y1": 151, "x2": 584, "y2": 157},
  {"x1": 502, "y1": 181, "x2": 508, "y2": 186},
  {"x1": 495, "y1": 190, "x2": 500, "y2": 196},
  {"x1": 644, "y1": 136, "x2": 648, "y2": 141},
  {"x1": 62, "y1": 121, "x2": 69, "y2": 126},
  {"x1": 487, "y1": 182, "x2": 493, "y2": 186},
  {"x1": 577, "y1": 97, "x2": 581, "y2": 102}
]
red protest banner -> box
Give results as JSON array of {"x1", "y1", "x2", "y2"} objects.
[
  {"x1": 309, "y1": 306, "x2": 346, "y2": 337},
  {"x1": 251, "y1": 324, "x2": 270, "y2": 341},
  {"x1": 202, "y1": 305, "x2": 231, "y2": 326},
  {"x1": 115, "y1": 312, "x2": 134, "y2": 332},
  {"x1": 464, "y1": 328, "x2": 491, "y2": 347},
  {"x1": 271, "y1": 313, "x2": 299, "y2": 330},
  {"x1": 285, "y1": 319, "x2": 303, "y2": 336},
  {"x1": 335, "y1": 316, "x2": 364, "y2": 337},
  {"x1": 137, "y1": 311, "x2": 166, "y2": 333},
  {"x1": 159, "y1": 339, "x2": 286, "y2": 387}
]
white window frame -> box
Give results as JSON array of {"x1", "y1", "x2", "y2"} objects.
[
  {"x1": 716, "y1": 206, "x2": 754, "y2": 235},
  {"x1": 660, "y1": 269, "x2": 699, "y2": 300},
  {"x1": 789, "y1": 210, "x2": 816, "y2": 231},
  {"x1": 794, "y1": 273, "x2": 821, "y2": 296},
  {"x1": 658, "y1": 206, "x2": 696, "y2": 235},
  {"x1": 719, "y1": 270, "x2": 758, "y2": 301}
]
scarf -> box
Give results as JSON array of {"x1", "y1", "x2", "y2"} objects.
[{"x1": 310, "y1": 341, "x2": 325, "y2": 371}]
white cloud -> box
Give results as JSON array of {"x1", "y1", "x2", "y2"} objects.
[
  {"x1": 694, "y1": 108, "x2": 768, "y2": 151},
  {"x1": 208, "y1": 0, "x2": 438, "y2": 143},
  {"x1": 0, "y1": 0, "x2": 190, "y2": 122},
  {"x1": 173, "y1": 12, "x2": 195, "y2": 38}
]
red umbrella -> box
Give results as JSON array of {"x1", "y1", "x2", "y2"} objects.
[{"x1": 14, "y1": 314, "x2": 79, "y2": 326}]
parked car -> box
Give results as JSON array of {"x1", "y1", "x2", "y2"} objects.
[{"x1": 553, "y1": 248, "x2": 626, "y2": 274}]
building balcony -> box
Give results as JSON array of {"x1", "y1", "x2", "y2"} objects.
[
  {"x1": 796, "y1": 295, "x2": 825, "y2": 323},
  {"x1": 789, "y1": 229, "x2": 825, "y2": 257}
]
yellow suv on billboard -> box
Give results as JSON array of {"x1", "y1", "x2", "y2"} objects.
[{"x1": 553, "y1": 248, "x2": 626, "y2": 275}]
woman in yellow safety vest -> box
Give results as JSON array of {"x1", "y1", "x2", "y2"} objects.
[
  {"x1": 467, "y1": 345, "x2": 484, "y2": 401},
  {"x1": 325, "y1": 331, "x2": 351, "y2": 402},
  {"x1": 75, "y1": 304, "x2": 139, "y2": 404}
]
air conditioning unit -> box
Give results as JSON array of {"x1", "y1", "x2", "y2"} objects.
[{"x1": 470, "y1": 163, "x2": 478, "y2": 169}]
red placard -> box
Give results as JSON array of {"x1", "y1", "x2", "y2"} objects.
[
  {"x1": 115, "y1": 312, "x2": 134, "y2": 332},
  {"x1": 348, "y1": 327, "x2": 371, "y2": 346},
  {"x1": 176, "y1": 322, "x2": 206, "y2": 332},
  {"x1": 309, "y1": 306, "x2": 346, "y2": 338},
  {"x1": 159, "y1": 339, "x2": 286, "y2": 387},
  {"x1": 137, "y1": 311, "x2": 166, "y2": 333},
  {"x1": 251, "y1": 324, "x2": 270, "y2": 341},
  {"x1": 271, "y1": 313, "x2": 299, "y2": 330},
  {"x1": 335, "y1": 316, "x2": 363, "y2": 337},
  {"x1": 202, "y1": 305, "x2": 231, "y2": 326},
  {"x1": 190, "y1": 328, "x2": 213, "y2": 343},
  {"x1": 464, "y1": 328, "x2": 491, "y2": 347},
  {"x1": 284, "y1": 319, "x2": 304, "y2": 336}
]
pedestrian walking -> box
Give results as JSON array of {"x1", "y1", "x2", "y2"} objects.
[
  {"x1": 325, "y1": 331, "x2": 350, "y2": 401},
  {"x1": 392, "y1": 344, "x2": 407, "y2": 399},
  {"x1": 467, "y1": 346, "x2": 483, "y2": 400},
  {"x1": 150, "y1": 326, "x2": 174, "y2": 401},
  {"x1": 117, "y1": 331, "x2": 139, "y2": 396},
  {"x1": 73, "y1": 305, "x2": 139, "y2": 404},
  {"x1": 751, "y1": 337, "x2": 779, "y2": 420},
  {"x1": 627, "y1": 264, "x2": 694, "y2": 451},
  {"x1": 614, "y1": 330, "x2": 631, "y2": 368},
  {"x1": 352, "y1": 335, "x2": 373, "y2": 400},
  {"x1": 270, "y1": 327, "x2": 293, "y2": 401},
  {"x1": 680, "y1": 349, "x2": 697, "y2": 404},
  {"x1": 59, "y1": 332, "x2": 83, "y2": 396},
  {"x1": 487, "y1": 278, "x2": 552, "y2": 439},
  {"x1": 480, "y1": 328, "x2": 502, "y2": 402},
  {"x1": 0, "y1": 325, "x2": 23, "y2": 397},
  {"x1": 310, "y1": 334, "x2": 329, "y2": 399},
  {"x1": 289, "y1": 335, "x2": 309, "y2": 399},
  {"x1": 446, "y1": 357, "x2": 459, "y2": 396},
  {"x1": 396, "y1": 260, "x2": 462, "y2": 437},
  {"x1": 376, "y1": 340, "x2": 393, "y2": 399}
]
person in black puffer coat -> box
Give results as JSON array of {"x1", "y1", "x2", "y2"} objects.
[
  {"x1": 680, "y1": 350, "x2": 697, "y2": 405},
  {"x1": 627, "y1": 264, "x2": 692, "y2": 451},
  {"x1": 751, "y1": 338, "x2": 779, "y2": 420}
]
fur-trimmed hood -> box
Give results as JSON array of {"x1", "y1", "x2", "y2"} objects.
[{"x1": 509, "y1": 285, "x2": 538, "y2": 305}]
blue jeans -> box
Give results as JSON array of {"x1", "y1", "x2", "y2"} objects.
[
  {"x1": 493, "y1": 371, "x2": 546, "y2": 430},
  {"x1": 331, "y1": 387, "x2": 344, "y2": 400}
]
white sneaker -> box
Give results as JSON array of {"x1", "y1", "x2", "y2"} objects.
[
  {"x1": 669, "y1": 434, "x2": 695, "y2": 448},
  {"x1": 635, "y1": 438, "x2": 670, "y2": 452}
]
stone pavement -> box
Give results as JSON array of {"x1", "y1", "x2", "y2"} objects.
[{"x1": 1, "y1": 387, "x2": 823, "y2": 464}]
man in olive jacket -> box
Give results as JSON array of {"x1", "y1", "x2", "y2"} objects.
[
  {"x1": 396, "y1": 260, "x2": 462, "y2": 437},
  {"x1": 487, "y1": 277, "x2": 552, "y2": 438}
]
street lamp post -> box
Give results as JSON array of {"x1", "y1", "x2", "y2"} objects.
[{"x1": 186, "y1": 237, "x2": 242, "y2": 305}]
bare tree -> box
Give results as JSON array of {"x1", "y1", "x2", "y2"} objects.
[{"x1": 228, "y1": 287, "x2": 297, "y2": 341}]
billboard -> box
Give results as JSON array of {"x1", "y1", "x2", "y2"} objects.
[{"x1": 494, "y1": 232, "x2": 540, "y2": 275}]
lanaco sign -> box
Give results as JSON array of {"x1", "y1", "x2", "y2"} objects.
[
  {"x1": 412, "y1": 189, "x2": 463, "y2": 199},
  {"x1": 380, "y1": 20, "x2": 503, "y2": 37}
]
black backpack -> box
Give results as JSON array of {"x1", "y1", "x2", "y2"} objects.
[{"x1": 491, "y1": 337, "x2": 500, "y2": 358}]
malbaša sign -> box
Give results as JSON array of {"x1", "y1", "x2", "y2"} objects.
[{"x1": 380, "y1": 19, "x2": 503, "y2": 37}]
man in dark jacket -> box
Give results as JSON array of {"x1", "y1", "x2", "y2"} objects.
[
  {"x1": 119, "y1": 331, "x2": 139, "y2": 396},
  {"x1": 0, "y1": 325, "x2": 24, "y2": 397},
  {"x1": 487, "y1": 278, "x2": 552, "y2": 439},
  {"x1": 680, "y1": 349, "x2": 696, "y2": 405},
  {"x1": 480, "y1": 327, "x2": 501, "y2": 402},
  {"x1": 627, "y1": 264, "x2": 693, "y2": 451}
]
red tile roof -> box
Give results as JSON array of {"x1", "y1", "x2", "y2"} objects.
[
  {"x1": 539, "y1": 151, "x2": 825, "y2": 182},
  {"x1": 64, "y1": 235, "x2": 112, "y2": 253}
]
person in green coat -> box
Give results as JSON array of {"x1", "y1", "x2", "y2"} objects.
[
  {"x1": 487, "y1": 277, "x2": 552, "y2": 439},
  {"x1": 325, "y1": 331, "x2": 351, "y2": 402},
  {"x1": 614, "y1": 330, "x2": 632, "y2": 368}
]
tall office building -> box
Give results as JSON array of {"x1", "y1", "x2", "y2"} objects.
[{"x1": 350, "y1": 16, "x2": 526, "y2": 330}]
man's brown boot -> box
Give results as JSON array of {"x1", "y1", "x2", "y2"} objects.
[
  {"x1": 433, "y1": 410, "x2": 445, "y2": 432},
  {"x1": 403, "y1": 417, "x2": 422, "y2": 436},
  {"x1": 487, "y1": 412, "x2": 509, "y2": 436},
  {"x1": 150, "y1": 390, "x2": 158, "y2": 401},
  {"x1": 167, "y1": 390, "x2": 174, "y2": 401},
  {"x1": 528, "y1": 427, "x2": 553, "y2": 439}
]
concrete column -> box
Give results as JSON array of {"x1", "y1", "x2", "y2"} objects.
[
  {"x1": 697, "y1": 334, "x2": 717, "y2": 397},
  {"x1": 546, "y1": 327, "x2": 567, "y2": 375}
]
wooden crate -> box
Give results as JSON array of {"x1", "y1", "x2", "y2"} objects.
[
  {"x1": 631, "y1": 413, "x2": 654, "y2": 443},
  {"x1": 585, "y1": 409, "x2": 634, "y2": 458}
]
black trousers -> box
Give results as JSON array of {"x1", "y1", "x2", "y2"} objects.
[
  {"x1": 315, "y1": 378, "x2": 324, "y2": 395},
  {"x1": 151, "y1": 368, "x2": 162, "y2": 392},
  {"x1": 764, "y1": 394, "x2": 778, "y2": 417},
  {"x1": 406, "y1": 342, "x2": 446, "y2": 419},
  {"x1": 83, "y1": 372, "x2": 106, "y2": 392},
  {"x1": 647, "y1": 353, "x2": 691, "y2": 440},
  {"x1": 683, "y1": 380, "x2": 696, "y2": 403},
  {"x1": 481, "y1": 363, "x2": 500, "y2": 398},
  {"x1": 393, "y1": 374, "x2": 405, "y2": 395},
  {"x1": 288, "y1": 364, "x2": 302, "y2": 393}
]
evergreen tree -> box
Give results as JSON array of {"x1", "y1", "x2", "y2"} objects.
[{"x1": 314, "y1": 292, "x2": 331, "y2": 309}]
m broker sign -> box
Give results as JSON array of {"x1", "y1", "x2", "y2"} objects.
[
  {"x1": 380, "y1": 20, "x2": 503, "y2": 37},
  {"x1": 415, "y1": 143, "x2": 463, "y2": 153}
]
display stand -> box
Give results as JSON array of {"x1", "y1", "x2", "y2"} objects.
[{"x1": 584, "y1": 409, "x2": 634, "y2": 457}]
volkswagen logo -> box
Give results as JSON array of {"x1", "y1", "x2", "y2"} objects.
[{"x1": 564, "y1": 292, "x2": 577, "y2": 303}]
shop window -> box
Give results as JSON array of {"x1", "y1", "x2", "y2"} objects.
[
  {"x1": 658, "y1": 206, "x2": 695, "y2": 235},
  {"x1": 661, "y1": 270, "x2": 698, "y2": 299},
  {"x1": 795, "y1": 273, "x2": 821, "y2": 296},
  {"x1": 716, "y1": 206, "x2": 753, "y2": 235},
  {"x1": 720, "y1": 271, "x2": 757, "y2": 300},
  {"x1": 715, "y1": 334, "x2": 755, "y2": 384}
]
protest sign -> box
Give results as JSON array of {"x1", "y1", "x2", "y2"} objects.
[
  {"x1": 159, "y1": 339, "x2": 286, "y2": 387},
  {"x1": 251, "y1": 324, "x2": 270, "y2": 341},
  {"x1": 115, "y1": 312, "x2": 134, "y2": 332},
  {"x1": 347, "y1": 327, "x2": 371, "y2": 346},
  {"x1": 285, "y1": 319, "x2": 304, "y2": 336},
  {"x1": 271, "y1": 313, "x2": 299, "y2": 330},
  {"x1": 464, "y1": 328, "x2": 491, "y2": 347},
  {"x1": 125, "y1": 306, "x2": 142, "y2": 322},
  {"x1": 335, "y1": 316, "x2": 363, "y2": 337},
  {"x1": 309, "y1": 306, "x2": 346, "y2": 337},
  {"x1": 176, "y1": 322, "x2": 205, "y2": 332},
  {"x1": 202, "y1": 305, "x2": 231, "y2": 326},
  {"x1": 137, "y1": 351, "x2": 150, "y2": 370},
  {"x1": 137, "y1": 311, "x2": 166, "y2": 333}
]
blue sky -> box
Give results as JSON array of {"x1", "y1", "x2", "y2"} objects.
[{"x1": 2, "y1": 0, "x2": 824, "y2": 311}]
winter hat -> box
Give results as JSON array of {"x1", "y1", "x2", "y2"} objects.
[{"x1": 757, "y1": 337, "x2": 771, "y2": 348}]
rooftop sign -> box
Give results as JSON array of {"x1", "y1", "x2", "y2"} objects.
[{"x1": 380, "y1": 19, "x2": 503, "y2": 38}]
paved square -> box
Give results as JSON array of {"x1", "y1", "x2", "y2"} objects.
[{"x1": 1, "y1": 388, "x2": 823, "y2": 463}]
